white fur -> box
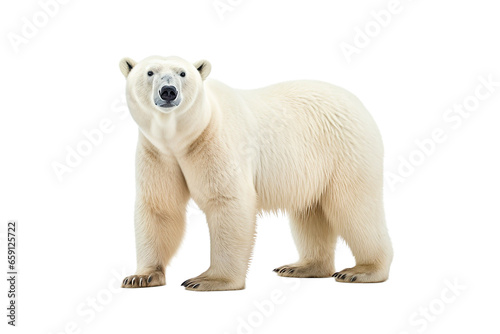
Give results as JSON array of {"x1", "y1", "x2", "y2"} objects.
[{"x1": 119, "y1": 56, "x2": 393, "y2": 290}]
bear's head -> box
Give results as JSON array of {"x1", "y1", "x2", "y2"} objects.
[{"x1": 119, "y1": 56, "x2": 211, "y2": 115}]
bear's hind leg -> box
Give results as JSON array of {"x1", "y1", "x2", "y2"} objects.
[
  {"x1": 274, "y1": 206, "x2": 337, "y2": 278},
  {"x1": 322, "y1": 187, "x2": 393, "y2": 283}
]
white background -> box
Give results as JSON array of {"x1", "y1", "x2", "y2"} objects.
[{"x1": 1, "y1": 0, "x2": 499, "y2": 333}]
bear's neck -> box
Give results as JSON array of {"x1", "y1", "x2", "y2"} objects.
[{"x1": 143, "y1": 89, "x2": 214, "y2": 157}]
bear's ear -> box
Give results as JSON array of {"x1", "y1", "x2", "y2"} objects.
[
  {"x1": 119, "y1": 57, "x2": 137, "y2": 78},
  {"x1": 193, "y1": 59, "x2": 211, "y2": 81}
]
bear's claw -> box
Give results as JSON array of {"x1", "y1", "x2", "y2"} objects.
[
  {"x1": 273, "y1": 263, "x2": 333, "y2": 278},
  {"x1": 181, "y1": 280, "x2": 200, "y2": 289},
  {"x1": 332, "y1": 264, "x2": 389, "y2": 283},
  {"x1": 122, "y1": 270, "x2": 165, "y2": 288},
  {"x1": 180, "y1": 275, "x2": 244, "y2": 291}
]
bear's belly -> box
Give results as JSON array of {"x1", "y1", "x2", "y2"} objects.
[{"x1": 254, "y1": 150, "x2": 335, "y2": 212}]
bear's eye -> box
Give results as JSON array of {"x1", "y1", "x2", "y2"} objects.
[
  {"x1": 147, "y1": 71, "x2": 154, "y2": 77},
  {"x1": 180, "y1": 72, "x2": 186, "y2": 77}
]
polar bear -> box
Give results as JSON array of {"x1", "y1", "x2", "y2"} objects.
[{"x1": 119, "y1": 55, "x2": 393, "y2": 291}]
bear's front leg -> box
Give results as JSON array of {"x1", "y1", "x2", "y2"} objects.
[
  {"x1": 122, "y1": 133, "x2": 190, "y2": 288},
  {"x1": 181, "y1": 192, "x2": 257, "y2": 291}
]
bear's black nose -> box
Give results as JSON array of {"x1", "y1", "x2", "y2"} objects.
[{"x1": 160, "y1": 85, "x2": 178, "y2": 102}]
